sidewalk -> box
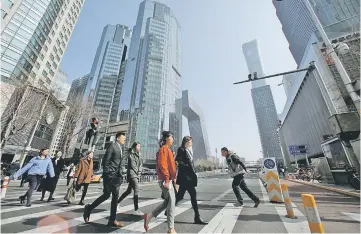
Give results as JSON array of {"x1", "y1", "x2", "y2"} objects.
[{"x1": 286, "y1": 178, "x2": 360, "y2": 198}]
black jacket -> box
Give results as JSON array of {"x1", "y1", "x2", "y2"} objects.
[
  {"x1": 102, "y1": 142, "x2": 125, "y2": 185},
  {"x1": 175, "y1": 147, "x2": 197, "y2": 187},
  {"x1": 52, "y1": 158, "x2": 65, "y2": 176},
  {"x1": 127, "y1": 149, "x2": 142, "y2": 180}
]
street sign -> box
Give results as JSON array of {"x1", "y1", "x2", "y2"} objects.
[{"x1": 288, "y1": 145, "x2": 309, "y2": 155}]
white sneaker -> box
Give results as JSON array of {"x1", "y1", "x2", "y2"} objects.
[
  {"x1": 234, "y1": 202, "x2": 244, "y2": 207},
  {"x1": 133, "y1": 209, "x2": 144, "y2": 216}
]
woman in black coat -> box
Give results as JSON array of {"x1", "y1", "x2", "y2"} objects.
[
  {"x1": 174, "y1": 136, "x2": 207, "y2": 224},
  {"x1": 39, "y1": 151, "x2": 65, "y2": 202}
]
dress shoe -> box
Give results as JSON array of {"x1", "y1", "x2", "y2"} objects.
[
  {"x1": 83, "y1": 204, "x2": 91, "y2": 223},
  {"x1": 194, "y1": 216, "x2": 208, "y2": 225}
]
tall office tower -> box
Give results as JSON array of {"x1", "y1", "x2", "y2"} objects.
[
  {"x1": 175, "y1": 90, "x2": 211, "y2": 160},
  {"x1": 84, "y1": 24, "x2": 132, "y2": 149},
  {"x1": 1, "y1": 0, "x2": 85, "y2": 91},
  {"x1": 120, "y1": 0, "x2": 181, "y2": 160},
  {"x1": 51, "y1": 69, "x2": 70, "y2": 103},
  {"x1": 56, "y1": 74, "x2": 89, "y2": 155},
  {"x1": 242, "y1": 40, "x2": 283, "y2": 163},
  {"x1": 273, "y1": 0, "x2": 360, "y2": 66}
]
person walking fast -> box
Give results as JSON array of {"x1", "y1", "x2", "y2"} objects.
[
  {"x1": 170, "y1": 136, "x2": 207, "y2": 224},
  {"x1": 66, "y1": 163, "x2": 76, "y2": 186},
  {"x1": 11, "y1": 148, "x2": 55, "y2": 207},
  {"x1": 144, "y1": 131, "x2": 177, "y2": 234},
  {"x1": 74, "y1": 151, "x2": 94, "y2": 205},
  {"x1": 221, "y1": 147, "x2": 260, "y2": 207},
  {"x1": 117, "y1": 142, "x2": 143, "y2": 215},
  {"x1": 39, "y1": 151, "x2": 65, "y2": 202},
  {"x1": 83, "y1": 132, "x2": 127, "y2": 227}
]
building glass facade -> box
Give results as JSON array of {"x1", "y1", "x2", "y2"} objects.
[
  {"x1": 124, "y1": 1, "x2": 181, "y2": 160},
  {"x1": 273, "y1": 0, "x2": 360, "y2": 66}
]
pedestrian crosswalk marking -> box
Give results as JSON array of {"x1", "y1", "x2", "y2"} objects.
[
  {"x1": 112, "y1": 200, "x2": 202, "y2": 233},
  {"x1": 211, "y1": 189, "x2": 232, "y2": 202},
  {"x1": 1, "y1": 195, "x2": 131, "y2": 225},
  {"x1": 0, "y1": 191, "x2": 100, "y2": 213},
  {"x1": 275, "y1": 206, "x2": 310, "y2": 233},
  {"x1": 19, "y1": 199, "x2": 162, "y2": 234},
  {"x1": 198, "y1": 203, "x2": 241, "y2": 234},
  {"x1": 342, "y1": 212, "x2": 360, "y2": 222}
]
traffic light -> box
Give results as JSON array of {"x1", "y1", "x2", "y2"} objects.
[{"x1": 253, "y1": 72, "x2": 258, "y2": 79}]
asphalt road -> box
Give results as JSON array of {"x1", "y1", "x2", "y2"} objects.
[{"x1": 1, "y1": 174, "x2": 359, "y2": 233}]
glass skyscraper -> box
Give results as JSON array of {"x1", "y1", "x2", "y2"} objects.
[
  {"x1": 273, "y1": 0, "x2": 360, "y2": 66},
  {"x1": 120, "y1": 0, "x2": 181, "y2": 160},
  {"x1": 243, "y1": 40, "x2": 283, "y2": 163},
  {"x1": 1, "y1": 0, "x2": 84, "y2": 88},
  {"x1": 84, "y1": 24, "x2": 132, "y2": 149}
]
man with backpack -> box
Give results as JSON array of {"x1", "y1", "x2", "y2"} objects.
[{"x1": 221, "y1": 147, "x2": 260, "y2": 207}]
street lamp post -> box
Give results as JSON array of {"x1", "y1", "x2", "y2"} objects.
[{"x1": 127, "y1": 108, "x2": 143, "y2": 148}]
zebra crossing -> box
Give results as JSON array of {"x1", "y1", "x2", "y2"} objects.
[{"x1": 0, "y1": 178, "x2": 359, "y2": 233}]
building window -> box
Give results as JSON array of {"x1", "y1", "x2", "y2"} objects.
[
  {"x1": 35, "y1": 124, "x2": 54, "y2": 141},
  {"x1": 40, "y1": 53, "x2": 45, "y2": 60},
  {"x1": 3, "y1": 0, "x2": 13, "y2": 9},
  {"x1": 42, "y1": 70, "x2": 48, "y2": 77},
  {"x1": 1, "y1": 9, "x2": 7, "y2": 19},
  {"x1": 50, "y1": 53, "x2": 54, "y2": 61},
  {"x1": 35, "y1": 62, "x2": 40, "y2": 69},
  {"x1": 46, "y1": 61, "x2": 51, "y2": 69},
  {"x1": 49, "y1": 69, "x2": 54, "y2": 76}
]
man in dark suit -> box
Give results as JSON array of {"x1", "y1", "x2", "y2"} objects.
[{"x1": 83, "y1": 132, "x2": 126, "y2": 227}]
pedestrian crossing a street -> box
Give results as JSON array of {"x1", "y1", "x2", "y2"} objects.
[{"x1": 1, "y1": 177, "x2": 360, "y2": 233}]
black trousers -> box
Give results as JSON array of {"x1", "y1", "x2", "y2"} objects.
[
  {"x1": 66, "y1": 177, "x2": 72, "y2": 186},
  {"x1": 232, "y1": 174, "x2": 259, "y2": 203},
  {"x1": 23, "y1": 175, "x2": 42, "y2": 205},
  {"x1": 176, "y1": 185, "x2": 200, "y2": 217},
  {"x1": 88, "y1": 180, "x2": 120, "y2": 222},
  {"x1": 78, "y1": 183, "x2": 89, "y2": 202}
]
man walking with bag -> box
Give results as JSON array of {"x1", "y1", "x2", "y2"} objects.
[
  {"x1": 83, "y1": 132, "x2": 126, "y2": 227},
  {"x1": 221, "y1": 147, "x2": 260, "y2": 207}
]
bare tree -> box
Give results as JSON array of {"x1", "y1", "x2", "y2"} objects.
[{"x1": 0, "y1": 85, "x2": 43, "y2": 148}]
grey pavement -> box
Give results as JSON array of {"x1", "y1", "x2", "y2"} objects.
[{"x1": 0, "y1": 174, "x2": 359, "y2": 233}]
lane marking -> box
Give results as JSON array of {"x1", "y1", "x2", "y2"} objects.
[
  {"x1": 112, "y1": 201, "x2": 202, "y2": 233},
  {"x1": 1, "y1": 191, "x2": 100, "y2": 213},
  {"x1": 198, "y1": 203, "x2": 242, "y2": 234},
  {"x1": 1, "y1": 195, "x2": 131, "y2": 225},
  {"x1": 275, "y1": 206, "x2": 310, "y2": 233},
  {"x1": 258, "y1": 179, "x2": 269, "y2": 202},
  {"x1": 342, "y1": 212, "x2": 361, "y2": 222},
  {"x1": 211, "y1": 189, "x2": 232, "y2": 202},
  {"x1": 19, "y1": 199, "x2": 162, "y2": 233}
]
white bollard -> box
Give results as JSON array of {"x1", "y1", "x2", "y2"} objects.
[{"x1": 1, "y1": 176, "x2": 10, "y2": 199}]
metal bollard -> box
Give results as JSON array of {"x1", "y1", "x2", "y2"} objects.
[
  {"x1": 1, "y1": 176, "x2": 10, "y2": 199},
  {"x1": 281, "y1": 184, "x2": 297, "y2": 219},
  {"x1": 302, "y1": 194, "x2": 324, "y2": 233}
]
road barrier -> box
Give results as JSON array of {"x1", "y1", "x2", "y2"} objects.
[
  {"x1": 1, "y1": 176, "x2": 10, "y2": 199},
  {"x1": 281, "y1": 184, "x2": 297, "y2": 219},
  {"x1": 265, "y1": 171, "x2": 283, "y2": 203},
  {"x1": 302, "y1": 194, "x2": 324, "y2": 233}
]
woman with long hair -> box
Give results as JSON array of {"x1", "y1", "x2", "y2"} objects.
[
  {"x1": 11, "y1": 148, "x2": 55, "y2": 207},
  {"x1": 74, "y1": 151, "x2": 94, "y2": 205},
  {"x1": 117, "y1": 142, "x2": 143, "y2": 215},
  {"x1": 166, "y1": 136, "x2": 207, "y2": 224},
  {"x1": 144, "y1": 131, "x2": 177, "y2": 234}
]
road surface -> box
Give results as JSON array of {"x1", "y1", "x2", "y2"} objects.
[{"x1": 1, "y1": 174, "x2": 359, "y2": 233}]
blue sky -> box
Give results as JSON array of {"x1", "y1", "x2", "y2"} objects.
[{"x1": 61, "y1": 0, "x2": 297, "y2": 161}]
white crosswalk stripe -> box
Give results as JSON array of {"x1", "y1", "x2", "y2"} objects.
[
  {"x1": 342, "y1": 212, "x2": 361, "y2": 222},
  {"x1": 198, "y1": 203, "x2": 242, "y2": 234}
]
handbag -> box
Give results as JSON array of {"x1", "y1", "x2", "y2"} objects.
[{"x1": 64, "y1": 181, "x2": 77, "y2": 204}]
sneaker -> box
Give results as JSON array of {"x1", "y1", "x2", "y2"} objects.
[
  {"x1": 254, "y1": 199, "x2": 260, "y2": 208},
  {"x1": 234, "y1": 202, "x2": 243, "y2": 207},
  {"x1": 133, "y1": 210, "x2": 144, "y2": 216}
]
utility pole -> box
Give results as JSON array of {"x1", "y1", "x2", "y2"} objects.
[{"x1": 302, "y1": 0, "x2": 360, "y2": 111}]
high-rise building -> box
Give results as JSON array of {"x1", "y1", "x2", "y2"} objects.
[
  {"x1": 51, "y1": 69, "x2": 70, "y2": 103},
  {"x1": 84, "y1": 24, "x2": 131, "y2": 149},
  {"x1": 273, "y1": 0, "x2": 360, "y2": 66},
  {"x1": 121, "y1": 0, "x2": 181, "y2": 160},
  {"x1": 175, "y1": 90, "x2": 211, "y2": 160},
  {"x1": 1, "y1": 0, "x2": 85, "y2": 88},
  {"x1": 242, "y1": 40, "x2": 283, "y2": 163}
]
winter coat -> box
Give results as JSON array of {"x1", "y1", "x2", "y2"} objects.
[
  {"x1": 102, "y1": 142, "x2": 126, "y2": 186},
  {"x1": 175, "y1": 147, "x2": 197, "y2": 187},
  {"x1": 226, "y1": 153, "x2": 247, "y2": 178},
  {"x1": 13, "y1": 155, "x2": 55, "y2": 179},
  {"x1": 156, "y1": 145, "x2": 176, "y2": 183},
  {"x1": 74, "y1": 157, "x2": 93, "y2": 184},
  {"x1": 127, "y1": 149, "x2": 142, "y2": 180}
]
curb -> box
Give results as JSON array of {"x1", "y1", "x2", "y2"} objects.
[{"x1": 287, "y1": 179, "x2": 360, "y2": 198}]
